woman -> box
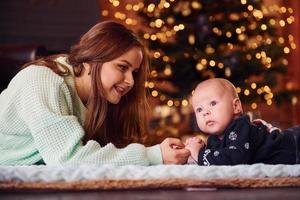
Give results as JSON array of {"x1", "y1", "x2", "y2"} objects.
[{"x1": 0, "y1": 21, "x2": 190, "y2": 166}]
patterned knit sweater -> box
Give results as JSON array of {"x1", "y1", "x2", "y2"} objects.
[{"x1": 0, "y1": 57, "x2": 162, "y2": 166}]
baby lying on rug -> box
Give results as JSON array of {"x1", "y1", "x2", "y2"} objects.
[{"x1": 185, "y1": 78, "x2": 300, "y2": 166}]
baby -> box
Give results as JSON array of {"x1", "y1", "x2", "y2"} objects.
[{"x1": 185, "y1": 78, "x2": 300, "y2": 165}]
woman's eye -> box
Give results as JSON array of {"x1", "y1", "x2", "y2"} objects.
[
  {"x1": 118, "y1": 65, "x2": 128, "y2": 71},
  {"x1": 210, "y1": 101, "x2": 217, "y2": 106}
]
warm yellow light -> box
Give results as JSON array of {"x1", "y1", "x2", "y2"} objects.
[
  {"x1": 227, "y1": 43, "x2": 234, "y2": 49},
  {"x1": 247, "y1": 5, "x2": 254, "y2": 11},
  {"x1": 112, "y1": 0, "x2": 120, "y2": 7},
  {"x1": 164, "y1": 65, "x2": 172, "y2": 76},
  {"x1": 167, "y1": 100, "x2": 174, "y2": 107},
  {"x1": 147, "y1": 4, "x2": 155, "y2": 12},
  {"x1": 291, "y1": 43, "x2": 297, "y2": 50},
  {"x1": 167, "y1": 17, "x2": 175, "y2": 24},
  {"x1": 155, "y1": 19, "x2": 164, "y2": 28},
  {"x1": 151, "y1": 90, "x2": 158, "y2": 97},
  {"x1": 269, "y1": 18, "x2": 276, "y2": 26},
  {"x1": 166, "y1": 31, "x2": 172, "y2": 37},
  {"x1": 182, "y1": 99, "x2": 189, "y2": 106},
  {"x1": 236, "y1": 87, "x2": 241, "y2": 93},
  {"x1": 218, "y1": 63, "x2": 224, "y2": 68},
  {"x1": 236, "y1": 28, "x2": 242, "y2": 34},
  {"x1": 263, "y1": 86, "x2": 271, "y2": 93},
  {"x1": 150, "y1": 34, "x2": 157, "y2": 40},
  {"x1": 163, "y1": 56, "x2": 169, "y2": 62},
  {"x1": 226, "y1": 32, "x2": 232, "y2": 38},
  {"x1": 253, "y1": 9, "x2": 263, "y2": 19},
  {"x1": 178, "y1": 24, "x2": 185, "y2": 30},
  {"x1": 246, "y1": 54, "x2": 252, "y2": 60},
  {"x1": 201, "y1": 59, "x2": 208, "y2": 65},
  {"x1": 192, "y1": 1, "x2": 202, "y2": 9},
  {"x1": 238, "y1": 34, "x2": 246, "y2": 41},
  {"x1": 256, "y1": 35, "x2": 262, "y2": 41},
  {"x1": 164, "y1": 2, "x2": 170, "y2": 8},
  {"x1": 251, "y1": 103, "x2": 257, "y2": 109},
  {"x1": 196, "y1": 63, "x2": 204, "y2": 71},
  {"x1": 261, "y1": 24, "x2": 267, "y2": 30},
  {"x1": 125, "y1": 4, "x2": 133, "y2": 10},
  {"x1": 154, "y1": 51, "x2": 161, "y2": 58},
  {"x1": 174, "y1": 100, "x2": 180, "y2": 107},
  {"x1": 278, "y1": 37, "x2": 284, "y2": 44},
  {"x1": 255, "y1": 53, "x2": 261, "y2": 59},
  {"x1": 150, "y1": 70, "x2": 158, "y2": 77},
  {"x1": 292, "y1": 97, "x2": 298, "y2": 105},
  {"x1": 251, "y1": 83, "x2": 257, "y2": 89},
  {"x1": 160, "y1": 95, "x2": 166, "y2": 101},
  {"x1": 280, "y1": 6, "x2": 287, "y2": 13},
  {"x1": 282, "y1": 59, "x2": 288, "y2": 65},
  {"x1": 148, "y1": 82, "x2": 155, "y2": 88},
  {"x1": 267, "y1": 99, "x2": 272, "y2": 105},
  {"x1": 101, "y1": 10, "x2": 109, "y2": 17},
  {"x1": 287, "y1": 17, "x2": 294, "y2": 24},
  {"x1": 241, "y1": 0, "x2": 247, "y2": 5},
  {"x1": 257, "y1": 88, "x2": 262, "y2": 94},
  {"x1": 249, "y1": 22, "x2": 257, "y2": 30},
  {"x1": 206, "y1": 47, "x2": 215, "y2": 54},
  {"x1": 188, "y1": 34, "x2": 195, "y2": 45},
  {"x1": 244, "y1": 89, "x2": 250, "y2": 96},
  {"x1": 225, "y1": 67, "x2": 231, "y2": 77},
  {"x1": 173, "y1": 25, "x2": 180, "y2": 31},
  {"x1": 209, "y1": 60, "x2": 216, "y2": 67},
  {"x1": 125, "y1": 18, "x2": 133, "y2": 25},
  {"x1": 283, "y1": 47, "x2": 290, "y2": 54},
  {"x1": 279, "y1": 20, "x2": 286, "y2": 27},
  {"x1": 144, "y1": 33, "x2": 150, "y2": 39}
]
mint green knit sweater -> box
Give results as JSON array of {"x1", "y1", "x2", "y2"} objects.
[{"x1": 0, "y1": 57, "x2": 162, "y2": 166}]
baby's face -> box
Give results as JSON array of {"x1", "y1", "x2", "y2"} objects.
[{"x1": 192, "y1": 83, "x2": 236, "y2": 136}]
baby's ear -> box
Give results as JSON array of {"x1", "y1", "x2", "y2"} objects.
[{"x1": 232, "y1": 98, "x2": 243, "y2": 115}]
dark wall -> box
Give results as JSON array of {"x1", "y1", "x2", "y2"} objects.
[{"x1": 0, "y1": 0, "x2": 100, "y2": 52}]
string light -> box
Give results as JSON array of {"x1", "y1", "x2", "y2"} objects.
[{"x1": 251, "y1": 103, "x2": 257, "y2": 109}]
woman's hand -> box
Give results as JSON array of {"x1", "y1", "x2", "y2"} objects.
[{"x1": 159, "y1": 138, "x2": 190, "y2": 164}]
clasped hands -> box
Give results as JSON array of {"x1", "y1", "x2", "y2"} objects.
[{"x1": 159, "y1": 137, "x2": 205, "y2": 164}]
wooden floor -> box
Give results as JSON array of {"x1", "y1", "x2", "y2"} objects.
[{"x1": 1, "y1": 187, "x2": 300, "y2": 200}]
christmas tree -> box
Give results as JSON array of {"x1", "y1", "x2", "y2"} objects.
[{"x1": 136, "y1": 0, "x2": 297, "y2": 108}]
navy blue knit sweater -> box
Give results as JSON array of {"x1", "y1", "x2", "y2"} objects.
[{"x1": 197, "y1": 115, "x2": 296, "y2": 165}]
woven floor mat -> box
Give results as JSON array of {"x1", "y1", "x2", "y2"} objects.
[{"x1": 1, "y1": 177, "x2": 300, "y2": 191}]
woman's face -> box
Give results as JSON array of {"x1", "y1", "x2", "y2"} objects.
[{"x1": 100, "y1": 47, "x2": 143, "y2": 104}]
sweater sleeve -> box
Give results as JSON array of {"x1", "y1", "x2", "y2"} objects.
[
  {"x1": 198, "y1": 118, "x2": 252, "y2": 166},
  {"x1": 17, "y1": 66, "x2": 162, "y2": 166}
]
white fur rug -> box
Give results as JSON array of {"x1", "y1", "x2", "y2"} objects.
[{"x1": 1, "y1": 164, "x2": 300, "y2": 190}]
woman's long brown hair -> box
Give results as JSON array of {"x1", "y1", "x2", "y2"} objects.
[{"x1": 23, "y1": 21, "x2": 150, "y2": 147}]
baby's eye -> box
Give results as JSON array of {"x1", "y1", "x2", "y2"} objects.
[
  {"x1": 210, "y1": 101, "x2": 217, "y2": 106},
  {"x1": 196, "y1": 107, "x2": 202, "y2": 113}
]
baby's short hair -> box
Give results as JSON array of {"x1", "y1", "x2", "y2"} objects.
[{"x1": 194, "y1": 78, "x2": 239, "y2": 99}]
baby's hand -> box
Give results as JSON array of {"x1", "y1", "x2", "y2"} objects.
[{"x1": 185, "y1": 137, "x2": 205, "y2": 163}]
